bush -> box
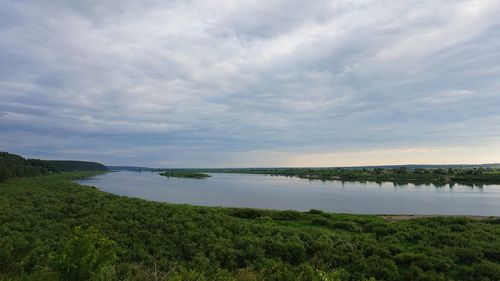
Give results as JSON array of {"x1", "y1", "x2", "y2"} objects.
[
  {"x1": 52, "y1": 227, "x2": 118, "y2": 281},
  {"x1": 331, "y1": 221, "x2": 361, "y2": 232},
  {"x1": 271, "y1": 210, "x2": 303, "y2": 221},
  {"x1": 311, "y1": 218, "x2": 330, "y2": 226},
  {"x1": 308, "y1": 209, "x2": 325, "y2": 215},
  {"x1": 230, "y1": 208, "x2": 267, "y2": 219}
]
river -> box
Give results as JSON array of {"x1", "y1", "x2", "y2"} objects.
[{"x1": 75, "y1": 171, "x2": 500, "y2": 216}]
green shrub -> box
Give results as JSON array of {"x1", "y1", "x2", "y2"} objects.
[{"x1": 52, "y1": 227, "x2": 118, "y2": 281}]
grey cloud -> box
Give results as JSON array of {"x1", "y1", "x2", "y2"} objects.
[{"x1": 1, "y1": 0, "x2": 500, "y2": 167}]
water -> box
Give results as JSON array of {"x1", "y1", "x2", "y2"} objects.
[{"x1": 75, "y1": 171, "x2": 500, "y2": 216}]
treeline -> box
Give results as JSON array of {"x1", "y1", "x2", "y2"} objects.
[
  {"x1": 1, "y1": 172, "x2": 500, "y2": 280},
  {"x1": 199, "y1": 167, "x2": 500, "y2": 185},
  {"x1": 0, "y1": 151, "x2": 55, "y2": 182},
  {"x1": 44, "y1": 160, "x2": 107, "y2": 172},
  {"x1": 0, "y1": 151, "x2": 107, "y2": 182},
  {"x1": 158, "y1": 169, "x2": 211, "y2": 179},
  {"x1": 107, "y1": 166, "x2": 153, "y2": 172}
]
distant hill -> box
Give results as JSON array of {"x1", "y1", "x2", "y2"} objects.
[
  {"x1": 107, "y1": 166, "x2": 153, "y2": 171},
  {"x1": 0, "y1": 151, "x2": 55, "y2": 182},
  {"x1": 0, "y1": 151, "x2": 107, "y2": 182},
  {"x1": 45, "y1": 160, "x2": 108, "y2": 172}
]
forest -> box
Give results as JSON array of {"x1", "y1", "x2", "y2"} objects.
[
  {"x1": 0, "y1": 151, "x2": 107, "y2": 182},
  {"x1": 43, "y1": 160, "x2": 108, "y2": 172},
  {"x1": 1, "y1": 171, "x2": 500, "y2": 280}
]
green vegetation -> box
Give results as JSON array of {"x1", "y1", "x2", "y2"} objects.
[
  {"x1": 0, "y1": 151, "x2": 57, "y2": 182},
  {"x1": 43, "y1": 160, "x2": 108, "y2": 172},
  {"x1": 1, "y1": 173, "x2": 500, "y2": 280},
  {"x1": 0, "y1": 151, "x2": 107, "y2": 183},
  {"x1": 159, "y1": 170, "x2": 211, "y2": 179},
  {"x1": 200, "y1": 167, "x2": 500, "y2": 185}
]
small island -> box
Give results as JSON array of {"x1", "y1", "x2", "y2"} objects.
[{"x1": 159, "y1": 170, "x2": 211, "y2": 179}]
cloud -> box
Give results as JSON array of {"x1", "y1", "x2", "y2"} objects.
[{"x1": 1, "y1": 0, "x2": 500, "y2": 167}]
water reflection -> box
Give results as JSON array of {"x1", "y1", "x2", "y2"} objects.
[{"x1": 75, "y1": 171, "x2": 500, "y2": 216}]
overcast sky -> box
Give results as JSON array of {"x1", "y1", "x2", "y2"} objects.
[{"x1": 1, "y1": 0, "x2": 500, "y2": 167}]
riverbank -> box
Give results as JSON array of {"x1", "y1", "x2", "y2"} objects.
[
  {"x1": 198, "y1": 167, "x2": 500, "y2": 185},
  {"x1": 1, "y1": 172, "x2": 499, "y2": 280}
]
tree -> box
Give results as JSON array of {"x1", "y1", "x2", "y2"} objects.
[
  {"x1": 396, "y1": 167, "x2": 408, "y2": 174},
  {"x1": 53, "y1": 227, "x2": 118, "y2": 281},
  {"x1": 0, "y1": 165, "x2": 10, "y2": 182}
]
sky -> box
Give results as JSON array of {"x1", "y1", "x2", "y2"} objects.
[{"x1": 1, "y1": 0, "x2": 500, "y2": 168}]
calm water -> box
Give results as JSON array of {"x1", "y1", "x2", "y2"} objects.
[{"x1": 75, "y1": 171, "x2": 500, "y2": 216}]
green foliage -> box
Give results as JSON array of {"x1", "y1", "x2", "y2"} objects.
[
  {"x1": 0, "y1": 151, "x2": 54, "y2": 182},
  {"x1": 158, "y1": 170, "x2": 211, "y2": 179},
  {"x1": 52, "y1": 227, "x2": 118, "y2": 281},
  {"x1": 1, "y1": 173, "x2": 500, "y2": 280},
  {"x1": 43, "y1": 161, "x2": 108, "y2": 172},
  {"x1": 0, "y1": 151, "x2": 107, "y2": 183}
]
